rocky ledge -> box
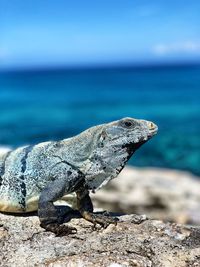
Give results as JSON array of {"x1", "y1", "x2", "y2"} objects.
[
  {"x1": 1, "y1": 212, "x2": 200, "y2": 267},
  {"x1": 92, "y1": 166, "x2": 200, "y2": 225},
  {"x1": 1, "y1": 166, "x2": 200, "y2": 267}
]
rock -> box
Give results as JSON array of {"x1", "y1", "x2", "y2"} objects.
[
  {"x1": 1, "y1": 165, "x2": 200, "y2": 266},
  {"x1": 1, "y1": 212, "x2": 200, "y2": 267},
  {"x1": 92, "y1": 166, "x2": 200, "y2": 225}
]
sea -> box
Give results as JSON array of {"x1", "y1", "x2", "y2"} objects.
[{"x1": 0, "y1": 65, "x2": 199, "y2": 175}]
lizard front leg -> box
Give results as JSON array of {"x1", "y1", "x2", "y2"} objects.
[
  {"x1": 38, "y1": 178, "x2": 77, "y2": 236},
  {"x1": 76, "y1": 187, "x2": 118, "y2": 229},
  {"x1": 38, "y1": 163, "x2": 84, "y2": 236}
]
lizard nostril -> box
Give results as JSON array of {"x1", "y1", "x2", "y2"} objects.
[{"x1": 148, "y1": 122, "x2": 155, "y2": 130}]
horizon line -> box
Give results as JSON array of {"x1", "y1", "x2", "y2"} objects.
[{"x1": 1, "y1": 60, "x2": 200, "y2": 73}]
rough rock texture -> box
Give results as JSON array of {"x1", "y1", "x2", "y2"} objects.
[
  {"x1": 1, "y1": 212, "x2": 200, "y2": 267},
  {"x1": 1, "y1": 164, "x2": 200, "y2": 266},
  {"x1": 92, "y1": 167, "x2": 200, "y2": 225}
]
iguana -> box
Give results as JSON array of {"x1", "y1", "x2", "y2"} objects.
[{"x1": 0, "y1": 117, "x2": 157, "y2": 236}]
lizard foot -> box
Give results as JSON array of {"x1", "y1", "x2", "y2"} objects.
[
  {"x1": 40, "y1": 223, "x2": 77, "y2": 236},
  {"x1": 82, "y1": 211, "x2": 118, "y2": 229}
]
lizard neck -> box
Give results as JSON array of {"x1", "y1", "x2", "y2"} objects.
[{"x1": 84, "y1": 143, "x2": 130, "y2": 191}]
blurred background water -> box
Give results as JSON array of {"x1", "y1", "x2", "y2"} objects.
[
  {"x1": 0, "y1": 1, "x2": 200, "y2": 175},
  {"x1": 0, "y1": 65, "x2": 199, "y2": 175}
]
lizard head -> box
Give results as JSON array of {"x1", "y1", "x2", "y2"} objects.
[
  {"x1": 101, "y1": 117, "x2": 158, "y2": 156},
  {"x1": 85, "y1": 117, "x2": 158, "y2": 190}
]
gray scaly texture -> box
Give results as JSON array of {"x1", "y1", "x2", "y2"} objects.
[{"x1": 0, "y1": 117, "x2": 158, "y2": 235}]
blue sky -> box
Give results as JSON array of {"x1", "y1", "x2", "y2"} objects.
[{"x1": 0, "y1": 0, "x2": 200, "y2": 69}]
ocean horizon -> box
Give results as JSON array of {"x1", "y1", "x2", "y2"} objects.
[{"x1": 0, "y1": 64, "x2": 199, "y2": 175}]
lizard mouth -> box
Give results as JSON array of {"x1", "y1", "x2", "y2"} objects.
[
  {"x1": 150, "y1": 126, "x2": 158, "y2": 134},
  {"x1": 124, "y1": 125, "x2": 158, "y2": 156},
  {"x1": 122, "y1": 140, "x2": 147, "y2": 156}
]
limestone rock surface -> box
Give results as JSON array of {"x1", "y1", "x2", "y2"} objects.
[{"x1": 1, "y1": 212, "x2": 200, "y2": 267}]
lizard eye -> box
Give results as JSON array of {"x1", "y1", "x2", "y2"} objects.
[{"x1": 120, "y1": 119, "x2": 135, "y2": 129}]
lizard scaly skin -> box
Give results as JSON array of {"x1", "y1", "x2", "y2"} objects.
[{"x1": 0, "y1": 117, "x2": 158, "y2": 235}]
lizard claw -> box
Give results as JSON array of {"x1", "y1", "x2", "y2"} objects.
[
  {"x1": 55, "y1": 225, "x2": 77, "y2": 237},
  {"x1": 41, "y1": 223, "x2": 77, "y2": 236},
  {"x1": 94, "y1": 214, "x2": 118, "y2": 228},
  {"x1": 82, "y1": 212, "x2": 118, "y2": 229}
]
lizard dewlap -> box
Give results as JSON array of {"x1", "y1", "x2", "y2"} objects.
[{"x1": 0, "y1": 117, "x2": 158, "y2": 235}]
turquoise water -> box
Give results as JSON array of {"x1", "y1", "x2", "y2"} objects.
[{"x1": 0, "y1": 65, "x2": 199, "y2": 175}]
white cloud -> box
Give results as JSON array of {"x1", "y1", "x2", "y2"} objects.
[{"x1": 153, "y1": 41, "x2": 200, "y2": 55}]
